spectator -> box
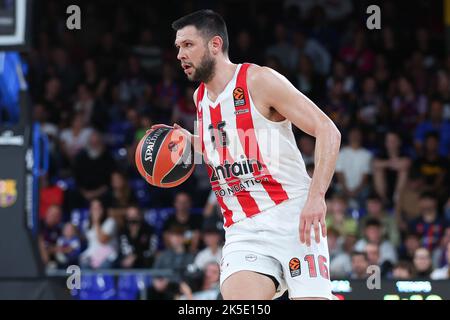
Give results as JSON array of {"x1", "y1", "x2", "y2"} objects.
[
  {"x1": 118, "y1": 206, "x2": 157, "y2": 268},
  {"x1": 79, "y1": 199, "x2": 118, "y2": 269},
  {"x1": 293, "y1": 54, "x2": 324, "y2": 102},
  {"x1": 323, "y1": 79, "x2": 353, "y2": 131},
  {"x1": 82, "y1": 58, "x2": 108, "y2": 99},
  {"x1": 391, "y1": 261, "x2": 414, "y2": 280},
  {"x1": 414, "y1": 99, "x2": 450, "y2": 158},
  {"x1": 326, "y1": 60, "x2": 355, "y2": 96},
  {"x1": 194, "y1": 224, "x2": 223, "y2": 271},
  {"x1": 265, "y1": 23, "x2": 293, "y2": 70},
  {"x1": 432, "y1": 226, "x2": 450, "y2": 269},
  {"x1": 178, "y1": 262, "x2": 220, "y2": 300},
  {"x1": 409, "y1": 192, "x2": 448, "y2": 251},
  {"x1": 349, "y1": 251, "x2": 369, "y2": 279},
  {"x1": 339, "y1": 29, "x2": 375, "y2": 75},
  {"x1": 290, "y1": 30, "x2": 331, "y2": 75},
  {"x1": 325, "y1": 194, "x2": 358, "y2": 237},
  {"x1": 55, "y1": 223, "x2": 82, "y2": 268},
  {"x1": 412, "y1": 132, "x2": 449, "y2": 198},
  {"x1": 118, "y1": 55, "x2": 147, "y2": 105},
  {"x1": 356, "y1": 76, "x2": 383, "y2": 130},
  {"x1": 359, "y1": 193, "x2": 400, "y2": 247},
  {"x1": 38, "y1": 205, "x2": 63, "y2": 268},
  {"x1": 372, "y1": 131, "x2": 411, "y2": 207},
  {"x1": 398, "y1": 232, "x2": 421, "y2": 263},
  {"x1": 412, "y1": 247, "x2": 433, "y2": 279},
  {"x1": 105, "y1": 171, "x2": 137, "y2": 209},
  {"x1": 73, "y1": 131, "x2": 115, "y2": 207},
  {"x1": 163, "y1": 192, "x2": 202, "y2": 254},
  {"x1": 395, "y1": 170, "x2": 427, "y2": 231},
  {"x1": 154, "y1": 63, "x2": 180, "y2": 123},
  {"x1": 59, "y1": 113, "x2": 93, "y2": 165},
  {"x1": 171, "y1": 86, "x2": 197, "y2": 133},
  {"x1": 391, "y1": 76, "x2": 428, "y2": 133},
  {"x1": 131, "y1": 29, "x2": 163, "y2": 76},
  {"x1": 328, "y1": 227, "x2": 351, "y2": 279},
  {"x1": 336, "y1": 127, "x2": 372, "y2": 208},
  {"x1": 431, "y1": 242, "x2": 450, "y2": 279},
  {"x1": 39, "y1": 173, "x2": 64, "y2": 220},
  {"x1": 202, "y1": 190, "x2": 223, "y2": 232},
  {"x1": 365, "y1": 242, "x2": 392, "y2": 277},
  {"x1": 354, "y1": 218, "x2": 398, "y2": 266},
  {"x1": 153, "y1": 225, "x2": 195, "y2": 281}
]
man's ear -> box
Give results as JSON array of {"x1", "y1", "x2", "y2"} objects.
[{"x1": 209, "y1": 36, "x2": 223, "y2": 55}]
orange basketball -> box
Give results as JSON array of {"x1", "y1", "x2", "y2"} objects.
[{"x1": 135, "y1": 127, "x2": 195, "y2": 188}]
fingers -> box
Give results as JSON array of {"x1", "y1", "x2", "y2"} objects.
[
  {"x1": 299, "y1": 217, "x2": 305, "y2": 244},
  {"x1": 304, "y1": 221, "x2": 311, "y2": 247},
  {"x1": 321, "y1": 219, "x2": 327, "y2": 239},
  {"x1": 149, "y1": 124, "x2": 173, "y2": 131},
  {"x1": 301, "y1": 215, "x2": 326, "y2": 247},
  {"x1": 313, "y1": 219, "x2": 320, "y2": 244}
]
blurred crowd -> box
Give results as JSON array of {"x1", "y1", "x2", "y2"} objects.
[{"x1": 30, "y1": 0, "x2": 450, "y2": 299}]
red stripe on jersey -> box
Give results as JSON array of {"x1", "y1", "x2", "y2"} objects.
[
  {"x1": 234, "y1": 63, "x2": 289, "y2": 205},
  {"x1": 208, "y1": 103, "x2": 260, "y2": 219},
  {"x1": 197, "y1": 84, "x2": 233, "y2": 227}
]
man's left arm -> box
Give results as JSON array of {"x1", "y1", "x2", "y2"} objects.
[{"x1": 248, "y1": 66, "x2": 341, "y2": 246}]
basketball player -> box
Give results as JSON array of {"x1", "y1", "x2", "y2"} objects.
[{"x1": 153, "y1": 10, "x2": 341, "y2": 300}]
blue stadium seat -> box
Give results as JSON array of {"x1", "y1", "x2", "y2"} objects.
[
  {"x1": 130, "y1": 178, "x2": 152, "y2": 208},
  {"x1": 117, "y1": 274, "x2": 152, "y2": 300},
  {"x1": 78, "y1": 274, "x2": 116, "y2": 300},
  {"x1": 107, "y1": 121, "x2": 132, "y2": 149}
]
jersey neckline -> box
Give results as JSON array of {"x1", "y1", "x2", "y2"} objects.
[{"x1": 203, "y1": 63, "x2": 242, "y2": 107}]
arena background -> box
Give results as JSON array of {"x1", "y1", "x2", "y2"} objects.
[{"x1": 0, "y1": 0, "x2": 449, "y2": 300}]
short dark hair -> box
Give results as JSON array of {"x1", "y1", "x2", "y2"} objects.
[
  {"x1": 172, "y1": 9, "x2": 229, "y2": 54},
  {"x1": 364, "y1": 218, "x2": 382, "y2": 229},
  {"x1": 351, "y1": 251, "x2": 368, "y2": 260}
]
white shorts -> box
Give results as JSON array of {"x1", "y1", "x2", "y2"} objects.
[{"x1": 219, "y1": 195, "x2": 333, "y2": 300}]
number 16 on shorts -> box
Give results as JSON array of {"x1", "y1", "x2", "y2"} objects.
[{"x1": 289, "y1": 255, "x2": 329, "y2": 279}]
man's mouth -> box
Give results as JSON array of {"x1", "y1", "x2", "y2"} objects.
[{"x1": 182, "y1": 63, "x2": 193, "y2": 74}]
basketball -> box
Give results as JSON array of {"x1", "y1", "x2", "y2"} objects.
[{"x1": 135, "y1": 127, "x2": 195, "y2": 188}]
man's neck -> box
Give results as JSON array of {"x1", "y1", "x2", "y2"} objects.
[{"x1": 205, "y1": 60, "x2": 237, "y2": 101}]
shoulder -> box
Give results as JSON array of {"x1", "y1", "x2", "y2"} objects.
[{"x1": 246, "y1": 64, "x2": 281, "y2": 87}]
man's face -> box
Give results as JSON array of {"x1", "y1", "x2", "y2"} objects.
[
  {"x1": 414, "y1": 248, "x2": 431, "y2": 272},
  {"x1": 419, "y1": 197, "x2": 436, "y2": 215},
  {"x1": 175, "y1": 26, "x2": 216, "y2": 83},
  {"x1": 175, "y1": 193, "x2": 191, "y2": 213},
  {"x1": 352, "y1": 255, "x2": 368, "y2": 276},
  {"x1": 365, "y1": 226, "x2": 381, "y2": 244},
  {"x1": 45, "y1": 206, "x2": 61, "y2": 227},
  {"x1": 365, "y1": 244, "x2": 380, "y2": 265}
]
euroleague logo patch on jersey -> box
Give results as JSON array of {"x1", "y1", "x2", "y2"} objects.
[
  {"x1": 289, "y1": 257, "x2": 301, "y2": 277},
  {"x1": 233, "y1": 87, "x2": 246, "y2": 107}
]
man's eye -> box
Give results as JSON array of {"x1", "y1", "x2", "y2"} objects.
[{"x1": 186, "y1": 43, "x2": 192, "y2": 47}]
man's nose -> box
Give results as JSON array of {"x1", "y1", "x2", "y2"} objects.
[{"x1": 177, "y1": 49, "x2": 185, "y2": 61}]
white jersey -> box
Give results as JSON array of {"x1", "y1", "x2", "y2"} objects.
[{"x1": 196, "y1": 63, "x2": 311, "y2": 227}]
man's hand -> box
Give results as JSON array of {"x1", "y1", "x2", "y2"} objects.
[
  {"x1": 299, "y1": 196, "x2": 327, "y2": 246},
  {"x1": 150, "y1": 123, "x2": 193, "y2": 144}
]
